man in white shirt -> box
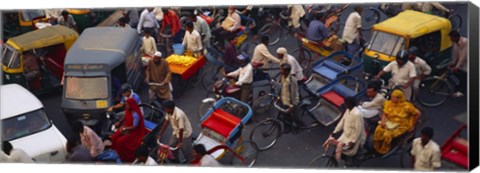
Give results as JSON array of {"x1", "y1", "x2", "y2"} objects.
[
  {"x1": 407, "y1": 47, "x2": 431, "y2": 98},
  {"x1": 276, "y1": 47, "x2": 304, "y2": 82},
  {"x1": 358, "y1": 82, "x2": 386, "y2": 132},
  {"x1": 342, "y1": 6, "x2": 364, "y2": 56},
  {"x1": 448, "y1": 30, "x2": 468, "y2": 97},
  {"x1": 58, "y1": 10, "x2": 78, "y2": 33},
  {"x1": 226, "y1": 59, "x2": 254, "y2": 103},
  {"x1": 137, "y1": 8, "x2": 159, "y2": 40},
  {"x1": 287, "y1": 5, "x2": 306, "y2": 30},
  {"x1": 411, "y1": 127, "x2": 441, "y2": 171},
  {"x1": 192, "y1": 144, "x2": 221, "y2": 167},
  {"x1": 323, "y1": 97, "x2": 365, "y2": 161},
  {"x1": 252, "y1": 36, "x2": 281, "y2": 68},
  {"x1": 158, "y1": 100, "x2": 194, "y2": 163},
  {"x1": 189, "y1": 13, "x2": 212, "y2": 48},
  {"x1": 141, "y1": 30, "x2": 158, "y2": 56},
  {"x1": 182, "y1": 22, "x2": 203, "y2": 54},
  {"x1": 375, "y1": 50, "x2": 417, "y2": 101},
  {"x1": 1, "y1": 141, "x2": 35, "y2": 163}
]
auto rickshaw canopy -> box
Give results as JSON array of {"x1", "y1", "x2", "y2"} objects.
[
  {"x1": 6, "y1": 25, "x2": 78, "y2": 52},
  {"x1": 372, "y1": 10, "x2": 452, "y2": 51}
]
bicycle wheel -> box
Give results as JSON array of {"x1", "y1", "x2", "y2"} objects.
[
  {"x1": 252, "y1": 94, "x2": 276, "y2": 122},
  {"x1": 200, "y1": 66, "x2": 222, "y2": 92},
  {"x1": 258, "y1": 23, "x2": 282, "y2": 46},
  {"x1": 249, "y1": 119, "x2": 282, "y2": 151},
  {"x1": 449, "y1": 14, "x2": 462, "y2": 32},
  {"x1": 361, "y1": 8, "x2": 381, "y2": 31},
  {"x1": 416, "y1": 77, "x2": 453, "y2": 107},
  {"x1": 197, "y1": 99, "x2": 215, "y2": 120},
  {"x1": 308, "y1": 154, "x2": 339, "y2": 168}
]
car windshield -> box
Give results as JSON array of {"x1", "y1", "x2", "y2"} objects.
[
  {"x1": 368, "y1": 31, "x2": 405, "y2": 57},
  {"x1": 65, "y1": 76, "x2": 109, "y2": 100},
  {"x1": 1, "y1": 45, "x2": 20, "y2": 69},
  {"x1": 2, "y1": 109, "x2": 51, "y2": 141},
  {"x1": 21, "y1": 10, "x2": 46, "y2": 21}
]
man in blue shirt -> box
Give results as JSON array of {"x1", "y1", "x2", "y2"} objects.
[
  {"x1": 108, "y1": 83, "x2": 142, "y2": 123},
  {"x1": 306, "y1": 12, "x2": 331, "y2": 43}
]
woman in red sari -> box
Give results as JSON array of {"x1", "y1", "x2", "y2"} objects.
[{"x1": 110, "y1": 98, "x2": 146, "y2": 162}]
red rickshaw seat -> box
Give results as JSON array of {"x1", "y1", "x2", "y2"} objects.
[
  {"x1": 441, "y1": 138, "x2": 469, "y2": 168},
  {"x1": 321, "y1": 90, "x2": 344, "y2": 108},
  {"x1": 201, "y1": 109, "x2": 242, "y2": 138}
]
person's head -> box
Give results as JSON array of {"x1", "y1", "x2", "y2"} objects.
[
  {"x1": 228, "y1": 6, "x2": 236, "y2": 14},
  {"x1": 153, "y1": 51, "x2": 163, "y2": 64},
  {"x1": 449, "y1": 30, "x2": 461, "y2": 43},
  {"x1": 344, "y1": 96, "x2": 357, "y2": 110},
  {"x1": 185, "y1": 22, "x2": 194, "y2": 33},
  {"x1": 135, "y1": 145, "x2": 150, "y2": 163},
  {"x1": 2, "y1": 141, "x2": 13, "y2": 155},
  {"x1": 118, "y1": 17, "x2": 128, "y2": 27},
  {"x1": 61, "y1": 10, "x2": 69, "y2": 18},
  {"x1": 192, "y1": 144, "x2": 208, "y2": 159},
  {"x1": 226, "y1": 34, "x2": 237, "y2": 44},
  {"x1": 366, "y1": 82, "x2": 379, "y2": 98},
  {"x1": 162, "y1": 8, "x2": 169, "y2": 15},
  {"x1": 280, "y1": 63, "x2": 292, "y2": 76},
  {"x1": 420, "y1": 127, "x2": 434, "y2": 145},
  {"x1": 72, "y1": 121, "x2": 85, "y2": 134},
  {"x1": 162, "y1": 100, "x2": 176, "y2": 114},
  {"x1": 189, "y1": 12, "x2": 198, "y2": 22},
  {"x1": 276, "y1": 47, "x2": 287, "y2": 60},
  {"x1": 315, "y1": 12, "x2": 325, "y2": 21},
  {"x1": 121, "y1": 83, "x2": 132, "y2": 97},
  {"x1": 354, "y1": 6, "x2": 363, "y2": 13},
  {"x1": 390, "y1": 89, "x2": 406, "y2": 104},
  {"x1": 261, "y1": 35, "x2": 270, "y2": 45},
  {"x1": 407, "y1": 47, "x2": 418, "y2": 62},
  {"x1": 144, "y1": 29, "x2": 151, "y2": 37},
  {"x1": 396, "y1": 50, "x2": 409, "y2": 67}
]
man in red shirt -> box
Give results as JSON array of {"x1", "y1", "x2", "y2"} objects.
[{"x1": 160, "y1": 8, "x2": 181, "y2": 51}]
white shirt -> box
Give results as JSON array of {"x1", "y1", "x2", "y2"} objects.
[
  {"x1": 342, "y1": 11, "x2": 362, "y2": 44},
  {"x1": 227, "y1": 63, "x2": 254, "y2": 86},
  {"x1": 222, "y1": 12, "x2": 241, "y2": 31},
  {"x1": 333, "y1": 107, "x2": 366, "y2": 156},
  {"x1": 451, "y1": 37, "x2": 468, "y2": 72},
  {"x1": 137, "y1": 9, "x2": 160, "y2": 34},
  {"x1": 193, "y1": 16, "x2": 212, "y2": 45},
  {"x1": 200, "y1": 154, "x2": 222, "y2": 167},
  {"x1": 182, "y1": 30, "x2": 203, "y2": 52},
  {"x1": 410, "y1": 57, "x2": 432, "y2": 77},
  {"x1": 252, "y1": 44, "x2": 280, "y2": 67},
  {"x1": 383, "y1": 61, "x2": 417, "y2": 85},
  {"x1": 141, "y1": 36, "x2": 157, "y2": 55},
  {"x1": 411, "y1": 138, "x2": 441, "y2": 171},
  {"x1": 165, "y1": 107, "x2": 193, "y2": 138},
  {"x1": 288, "y1": 5, "x2": 306, "y2": 28},
  {"x1": 361, "y1": 93, "x2": 386, "y2": 111},
  {"x1": 0, "y1": 149, "x2": 34, "y2": 163},
  {"x1": 281, "y1": 54, "x2": 304, "y2": 81}
]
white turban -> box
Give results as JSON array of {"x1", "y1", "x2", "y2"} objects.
[
  {"x1": 154, "y1": 51, "x2": 162, "y2": 57},
  {"x1": 276, "y1": 47, "x2": 287, "y2": 54}
]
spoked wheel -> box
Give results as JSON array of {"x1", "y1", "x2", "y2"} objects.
[
  {"x1": 308, "y1": 154, "x2": 338, "y2": 168},
  {"x1": 361, "y1": 8, "x2": 381, "y2": 31},
  {"x1": 231, "y1": 141, "x2": 258, "y2": 167},
  {"x1": 171, "y1": 74, "x2": 188, "y2": 99},
  {"x1": 448, "y1": 14, "x2": 462, "y2": 32},
  {"x1": 252, "y1": 94, "x2": 276, "y2": 122},
  {"x1": 200, "y1": 66, "x2": 222, "y2": 93},
  {"x1": 416, "y1": 77, "x2": 453, "y2": 107},
  {"x1": 249, "y1": 119, "x2": 282, "y2": 151},
  {"x1": 291, "y1": 48, "x2": 312, "y2": 73},
  {"x1": 258, "y1": 23, "x2": 282, "y2": 46}
]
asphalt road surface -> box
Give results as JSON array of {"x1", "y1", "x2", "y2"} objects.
[{"x1": 37, "y1": 2, "x2": 468, "y2": 171}]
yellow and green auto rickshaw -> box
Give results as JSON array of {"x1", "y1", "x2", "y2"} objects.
[
  {"x1": 1, "y1": 25, "x2": 78, "y2": 95},
  {"x1": 363, "y1": 10, "x2": 453, "y2": 79}
]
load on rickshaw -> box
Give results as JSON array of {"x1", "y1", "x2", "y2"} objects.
[
  {"x1": 363, "y1": 10, "x2": 453, "y2": 80},
  {"x1": 1, "y1": 25, "x2": 78, "y2": 95}
]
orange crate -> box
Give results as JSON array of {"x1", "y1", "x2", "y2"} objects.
[{"x1": 167, "y1": 55, "x2": 206, "y2": 80}]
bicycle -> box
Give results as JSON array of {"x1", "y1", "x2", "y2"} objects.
[{"x1": 416, "y1": 67, "x2": 460, "y2": 107}]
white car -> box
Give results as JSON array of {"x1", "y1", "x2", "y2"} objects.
[{"x1": 1, "y1": 84, "x2": 67, "y2": 163}]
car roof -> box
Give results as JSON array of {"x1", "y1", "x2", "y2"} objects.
[
  {"x1": 1, "y1": 84, "x2": 43, "y2": 119},
  {"x1": 64, "y1": 27, "x2": 139, "y2": 71},
  {"x1": 6, "y1": 25, "x2": 78, "y2": 52}
]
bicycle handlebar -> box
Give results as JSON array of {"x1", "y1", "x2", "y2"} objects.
[
  {"x1": 148, "y1": 82, "x2": 165, "y2": 86},
  {"x1": 274, "y1": 99, "x2": 290, "y2": 113},
  {"x1": 157, "y1": 139, "x2": 179, "y2": 151}
]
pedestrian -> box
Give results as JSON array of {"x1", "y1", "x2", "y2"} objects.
[
  {"x1": 188, "y1": 12, "x2": 212, "y2": 48},
  {"x1": 123, "y1": 8, "x2": 140, "y2": 28},
  {"x1": 115, "y1": 17, "x2": 131, "y2": 28},
  {"x1": 137, "y1": 8, "x2": 159, "y2": 40},
  {"x1": 407, "y1": 47, "x2": 431, "y2": 98},
  {"x1": 110, "y1": 98, "x2": 146, "y2": 162},
  {"x1": 157, "y1": 100, "x2": 194, "y2": 163},
  {"x1": 306, "y1": 12, "x2": 331, "y2": 44},
  {"x1": 160, "y1": 8, "x2": 181, "y2": 43},
  {"x1": 107, "y1": 83, "x2": 142, "y2": 121},
  {"x1": 145, "y1": 51, "x2": 172, "y2": 102},
  {"x1": 287, "y1": 5, "x2": 306, "y2": 30},
  {"x1": 448, "y1": 30, "x2": 468, "y2": 97},
  {"x1": 191, "y1": 144, "x2": 221, "y2": 167},
  {"x1": 134, "y1": 145, "x2": 158, "y2": 165},
  {"x1": 225, "y1": 59, "x2": 254, "y2": 103},
  {"x1": 323, "y1": 96, "x2": 365, "y2": 161},
  {"x1": 1, "y1": 141, "x2": 35, "y2": 163},
  {"x1": 342, "y1": 6, "x2": 364, "y2": 56},
  {"x1": 375, "y1": 50, "x2": 417, "y2": 101},
  {"x1": 251, "y1": 36, "x2": 281, "y2": 81},
  {"x1": 72, "y1": 121, "x2": 105, "y2": 158},
  {"x1": 279, "y1": 63, "x2": 306, "y2": 128},
  {"x1": 410, "y1": 127, "x2": 441, "y2": 171},
  {"x1": 182, "y1": 22, "x2": 203, "y2": 55},
  {"x1": 58, "y1": 10, "x2": 78, "y2": 33},
  {"x1": 276, "y1": 47, "x2": 304, "y2": 82},
  {"x1": 140, "y1": 29, "x2": 158, "y2": 57},
  {"x1": 65, "y1": 137, "x2": 93, "y2": 162}
]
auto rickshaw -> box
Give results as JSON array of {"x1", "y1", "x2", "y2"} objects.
[
  {"x1": 363, "y1": 10, "x2": 453, "y2": 80},
  {"x1": 1, "y1": 25, "x2": 78, "y2": 95},
  {"x1": 61, "y1": 27, "x2": 143, "y2": 129},
  {"x1": 17, "y1": 10, "x2": 50, "y2": 33},
  {"x1": 65, "y1": 9, "x2": 117, "y2": 33}
]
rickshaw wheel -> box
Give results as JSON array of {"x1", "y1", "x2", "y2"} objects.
[{"x1": 249, "y1": 119, "x2": 282, "y2": 151}]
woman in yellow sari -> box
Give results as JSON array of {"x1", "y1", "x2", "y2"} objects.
[{"x1": 373, "y1": 89, "x2": 421, "y2": 154}]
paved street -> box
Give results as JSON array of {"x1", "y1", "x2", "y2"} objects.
[{"x1": 35, "y1": 2, "x2": 468, "y2": 170}]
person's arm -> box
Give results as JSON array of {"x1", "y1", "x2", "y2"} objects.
[
  {"x1": 432, "y1": 147, "x2": 442, "y2": 169},
  {"x1": 196, "y1": 33, "x2": 203, "y2": 51},
  {"x1": 173, "y1": 13, "x2": 181, "y2": 35},
  {"x1": 182, "y1": 32, "x2": 188, "y2": 47},
  {"x1": 332, "y1": 112, "x2": 345, "y2": 135},
  {"x1": 163, "y1": 62, "x2": 172, "y2": 84},
  {"x1": 137, "y1": 12, "x2": 145, "y2": 34},
  {"x1": 157, "y1": 118, "x2": 170, "y2": 140},
  {"x1": 420, "y1": 59, "x2": 432, "y2": 77},
  {"x1": 261, "y1": 46, "x2": 281, "y2": 64},
  {"x1": 431, "y1": 2, "x2": 450, "y2": 13},
  {"x1": 375, "y1": 62, "x2": 393, "y2": 80},
  {"x1": 227, "y1": 68, "x2": 241, "y2": 78},
  {"x1": 108, "y1": 102, "x2": 125, "y2": 112},
  {"x1": 123, "y1": 112, "x2": 140, "y2": 132},
  {"x1": 403, "y1": 64, "x2": 417, "y2": 88},
  {"x1": 410, "y1": 106, "x2": 421, "y2": 132},
  {"x1": 380, "y1": 112, "x2": 387, "y2": 128},
  {"x1": 355, "y1": 13, "x2": 363, "y2": 41},
  {"x1": 455, "y1": 39, "x2": 468, "y2": 70}
]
